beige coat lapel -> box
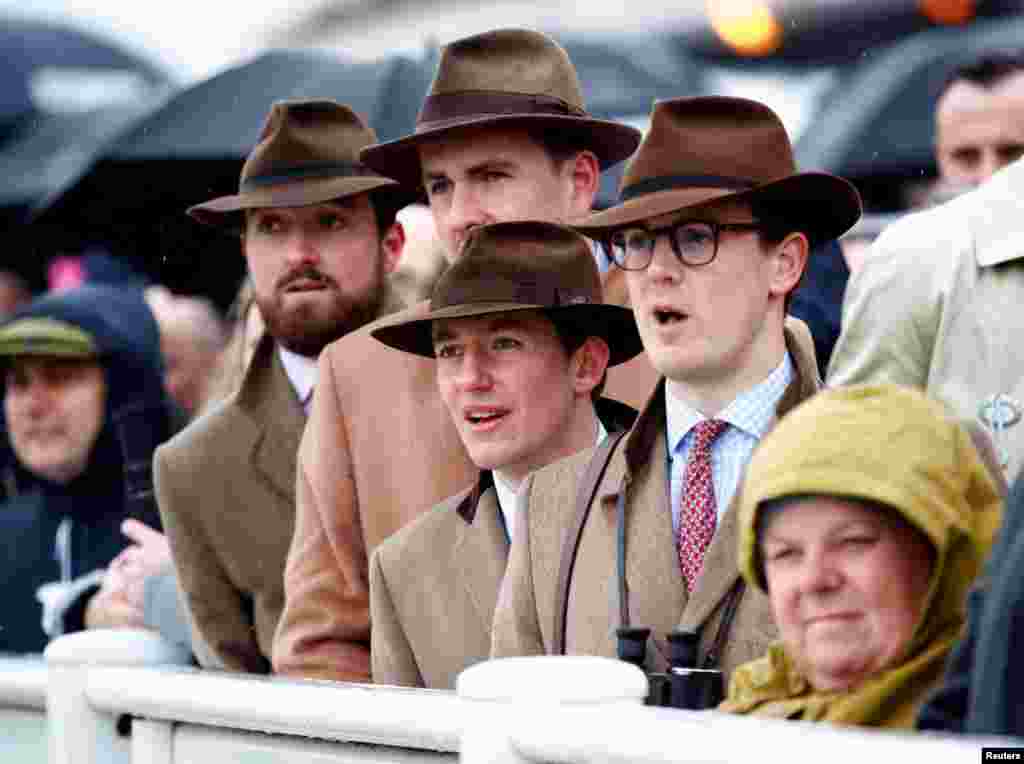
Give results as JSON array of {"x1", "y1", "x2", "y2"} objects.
[
  {"x1": 453, "y1": 486, "x2": 509, "y2": 633},
  {"x1": 613, "y1": 435, "x2": 687, "y2": 662},
  {"x1": 239, "y1": 337, "x2": 306, "y2": 504}
]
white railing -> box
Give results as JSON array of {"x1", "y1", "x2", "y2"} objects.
[
  {"x1": 0, "y1": 629, "x2": 1014, "y2": 764},
  {"x1": 0, "y1": 655, "x2": 48, "y2": 763}
]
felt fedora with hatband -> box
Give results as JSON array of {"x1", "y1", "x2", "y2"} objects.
[
  {"x1": 371, "y1": 220, "x2": 644, "y2": 366},
  {"x1": 188, "y1": 99, "x2": 418, "y2": 230},
  {"x1": 359, "y1": 29, "x2": 642, "y2": 188},
  {"x1": 574, "y1": 96, "x2": 862, "y2": 245}
]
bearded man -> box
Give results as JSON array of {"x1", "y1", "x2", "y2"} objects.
[{"x1": 152, "y1": 100, "x2": 411, "y2": 672}]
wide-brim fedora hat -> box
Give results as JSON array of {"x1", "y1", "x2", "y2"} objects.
[
  {"x1": 359, "y1": 29, "x2": 642, "y2": 188},
  {"x1": 574, "y1": 96, "x2": 862, "y2": 245},
  {"x1": 371, "y1": 220, "x2": 644, "y2": 367},
  {"x1": 189, "y1": 99, "x2": 419, "y2": 230}
]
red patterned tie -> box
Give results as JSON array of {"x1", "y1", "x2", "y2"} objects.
[{"x1": 678, "y1": 419, "x2": 728, "y2": 591}]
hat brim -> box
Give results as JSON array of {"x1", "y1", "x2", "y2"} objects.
[
  {"x1": 0, "y1": 318, "x2": 99, "y2": 360},
  {"x1": 371, "y1": 300, "x2": 644, "y2": 367},
  {"x1": 188, "y1": 175, "x2": 421, "y2": 231},
  {"x1": 360, "y1": 114, "x2": 642, "y2": 188},
  {"x1": 573, "y1": 172, "x2": 862, "y2": 246}
]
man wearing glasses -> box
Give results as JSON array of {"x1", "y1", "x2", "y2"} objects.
[{"x1": 492, "y1": 97, "x2": 861, "y2": 680}]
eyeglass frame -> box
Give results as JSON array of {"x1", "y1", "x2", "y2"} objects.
[{"x1": 601, "y1": 220, "x2": 763, "y2": 271}]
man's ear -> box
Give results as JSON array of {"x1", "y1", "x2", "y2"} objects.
[
  {"x1": 380, "y1": 220, "x2": 406, "y2": 275},
  {"x1": 572, "y1": 336, "x2": 611, "y2": 397},
  {"x1": 769, "y1": 231, "x2": 809, "y2": 299},
  {"x1": 566, "y1": 150, "x2": 601, "y2": 221}
]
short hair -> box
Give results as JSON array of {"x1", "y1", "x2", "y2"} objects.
[
  {"x1": 367, "y1": 189, "x2": 403, "y2": 234},
  {"x1": 548, "y1": 315, "x2": 607, "y2": 402},
  {"x1": 747, "y1": 198, "x2": 813, "y2": 312},
  {"x1": 937, "y1": 52, "x2": 1024, "y2": 103},
  {"x1": 525, "y1": 126, "x2": 593, "y2": 167}
]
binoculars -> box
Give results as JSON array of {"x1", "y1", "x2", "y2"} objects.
[{"x1": 616, "y1": 627, "x2": 724, "y2": 710}]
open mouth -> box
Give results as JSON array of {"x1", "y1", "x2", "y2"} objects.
[
  {"x1": 653, "y1": 308, "x2": 687, "y2": 325},
  {"x1": 464, "y1": 407, "x2": 510, "y2": 426}
]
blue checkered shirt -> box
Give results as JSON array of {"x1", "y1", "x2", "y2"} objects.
[{"x1": 666, "y1": 353, "x2": 794, "y2": 536}]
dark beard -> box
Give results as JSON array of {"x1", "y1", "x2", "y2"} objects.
[{"x1": 258, "y1": 277, "x2": 387, "y2": 358}]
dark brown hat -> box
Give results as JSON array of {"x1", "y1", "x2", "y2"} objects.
[
  {"x1": 188, "y1": 99, "x2": 418, "y2": 229},
  {"x1": 371, "y1": 220, "x2": 644, "y2": 366},
  {"x1": 574, "y1": 96, "x2": 862, "y2": 245},
  {"x1": 359, "y1": 29, "x2": 642, "y2": 187}
]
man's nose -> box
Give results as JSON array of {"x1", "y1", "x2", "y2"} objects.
[
  {"x1": 448, "y1": 185, "x2": 489, "y2": 248},
  {"x1": 979, "y1": 149, "x2": 1006, "y2": 183},
  {"x1": 456, "y1": 348, "x2": 494, "y2": 391},
  {"x1": 284, "y1": 227, "x2": 322, "y2": 267},
  {"x1": 644, "y1": 237, "x2": 683, "y2": 283}
]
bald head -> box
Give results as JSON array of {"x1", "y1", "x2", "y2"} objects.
[{"x1": 145, "y1": 287, "x2": 227, "y2": 415}]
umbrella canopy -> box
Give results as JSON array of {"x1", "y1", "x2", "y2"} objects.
[
  {"x1": 1, "y1": 14, "x2": 169, "y2": 124},
  {"x1": 31, "y1": 48, "x2": 433, "y2": 310},
  {"x1": 795, "y1": 15, "x2": 1024, "y2": 211},
  {"x1": 560, "y1": 32, "x2": 698, "y2": 208}
]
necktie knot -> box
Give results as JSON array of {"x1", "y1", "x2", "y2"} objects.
[{"x1": 692, "y1": 418, "x2": 728, "y2": 450}]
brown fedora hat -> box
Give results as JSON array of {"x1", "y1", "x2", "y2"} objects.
[
  {"x1": 189, "y1": 99, "x2": 418, "y2": 229},
  {"x1": 371, "y1": 220, "x2": 644, "y2": 366},
  {"x1": 359, "y1": 29, "x2": 642, "y2": 187},
  {"x1": 574, "y1": 96, "x2": 862, "y2": 245}
]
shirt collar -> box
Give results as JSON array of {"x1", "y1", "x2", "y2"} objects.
[
  {"x1": 665, "y1": 352, "x2": 794, "y2": 454},
  {"x1": 277, "y1": 345, "x2": 318, "y2": 406}
]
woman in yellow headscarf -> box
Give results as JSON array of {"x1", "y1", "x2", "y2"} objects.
[{"x1": 720, "y1": 384, "x2": 1003, "y2": 727}]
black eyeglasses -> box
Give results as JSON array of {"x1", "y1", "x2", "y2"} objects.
[{"x1": 603, "y1": 220, "x2": 762, "y2": 271}]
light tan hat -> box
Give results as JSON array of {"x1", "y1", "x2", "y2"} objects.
[
  {"x1": 574, "y1": 96, "x2": 862, "y2": 246},
  {"x1": 359, "y1": 29, "x2": 642, "y2": 188},
  {"x1": 188, "y1": 99, "x2": 418, "y2": 229},
  {"x1": 371, "y1": 220, "x2": 644, "y2": 366}
]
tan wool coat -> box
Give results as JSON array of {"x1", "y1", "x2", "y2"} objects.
[
  {"x1": 274, "y1": 287, "x2": 659, "y2": 681},
  {"x1": 155, "y1": 335, "x2": 305, "y2": 672},
  {"x1": 370, "y1": 474, "x2": 508, "y2": 690},
  {"x1": 829, "y1": 158, "x2": 1024, "y2": 480},
  {"x1": 491, "y1": 320, "x2": 821, "y2": 679},
  {"x1": 369, "y1": 399, "x2": 637, "y2": 689}
]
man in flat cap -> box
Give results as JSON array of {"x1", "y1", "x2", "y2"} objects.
[
  {"x1": 273, "y1": 28, "x2": 646, "y2": 681},
  {"x1": 153, "y1": 100, "x2": 412, "y2": 672},
  {"x1": 492, "y1": 96, "x2": 861, "y2": 680},
  {"x1": 368, "y1": 221, "x2": 641, "y2": 688}
]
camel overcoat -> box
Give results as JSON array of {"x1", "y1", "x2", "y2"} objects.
[
  {"x1": 272, "y1": 277, "x2": 660, "y2": 681},
  {"x1": 491, "y1": 321, "x2": 821, "y2": 679},
  {"x1": 369, "y1": 399, "x2": 637, "y2": 689},
  {"x1": 156, "y1": 335, "x2": 304, "y2": 672}
]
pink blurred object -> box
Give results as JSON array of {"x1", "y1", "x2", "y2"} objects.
[{"x1": 48, "y1": 256, "x2": 86, "y2": 291}]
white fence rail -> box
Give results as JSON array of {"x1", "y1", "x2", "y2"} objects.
[{"x1": 0, "y1": 629, "x2": 1014, "y2": 764}]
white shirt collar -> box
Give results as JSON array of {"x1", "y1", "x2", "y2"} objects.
[
  {"x1": 492, "y1": 417, "x2": 609, "y2": 541},
  {"x1": 277, "y1": 345, "x2": 319, "y2": 411}
]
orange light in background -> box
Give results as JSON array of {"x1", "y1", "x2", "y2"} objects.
[
  {"x1": 707, "y1": 0, "x2": 784, "y2": 57},
  {"x1": 919, "y1": 0, "x2": 976, "y2": 25}
]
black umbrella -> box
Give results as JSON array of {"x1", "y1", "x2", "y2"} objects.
[
  {"x1": 31, "y1": 48, "x2": 433, "y2": 309},
  {"x1": 1, "y1": 14, "x2": 169, "y2": 124},
  {"x1": 560, "y1": 32, "x2": 698, "y2": 207},
  {"x1": 795, "y1": 15, "x2": 1024, "y2": 211}
]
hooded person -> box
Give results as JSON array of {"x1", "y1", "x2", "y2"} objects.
[
  {"x1": 0, "y1": 285, "x2": 176, "y2": 652},
  {"x1": 720, "y1": 385, "x2": 1002, "y2": 727}
]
